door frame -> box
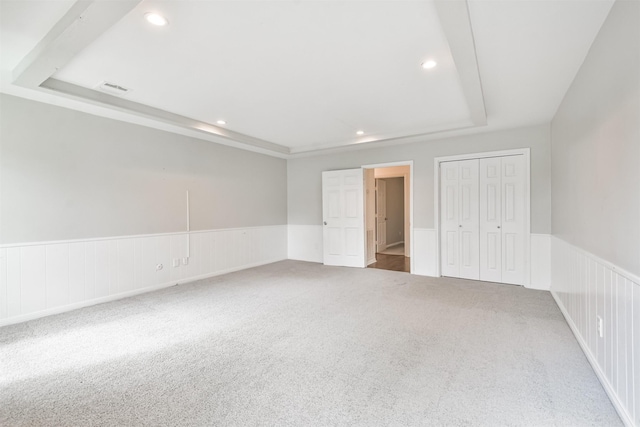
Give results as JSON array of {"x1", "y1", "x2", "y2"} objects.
[
  {"x1": 362, "y1": 160, "x2": 414, "y2": 274},
  {"x1": 433, "y1": 149, "x2": 530, "y2": 285},
  {"x1": 375, "y1": 178, "x2": 388, "y2": 253}
]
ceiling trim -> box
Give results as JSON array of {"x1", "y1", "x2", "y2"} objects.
[
  {"x1": 434, "y1": 0, "x2": 487, "y2": 126},
  {"x1": 288, "y1": 123, "x2": 482, "y2": 159},
  {"x1": 288, "y1": 119, "x2": 476, "y2": 155},
  {"x1": 40, "y1": 78, "x2": 291, "y2": 155},
  {"x1": 13, "y1": 0, "x2": 142, "y2": 88},
  {"x1": 12, "y1": 0, "x2": 291, "y2": 155},
  {"x1": 10, "y1": 0, "x2": 487, "y2": 158}
]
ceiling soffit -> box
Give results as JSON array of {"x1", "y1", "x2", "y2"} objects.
[{"x1": 11, "y1": 0, "x2": 486, "y2": 157}]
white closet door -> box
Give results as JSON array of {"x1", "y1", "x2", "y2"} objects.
[
  {"x1": 458, "y1": 160, "x2": 480, "y2": 280},
  {"x1": 480, "y1": 157, "x2": 502, "y2": 282},
  {"x1": 442, "y1": 154, "x2": 527, "y2": 285},
  {"x1": 440, "y1": 162, "x2": 460, "y2": 278},
  {"x1": 322, "y1": 169, "x2": 365, "y2": 268},
  {"x1": 500, "y1": 155, "x2": 526, "y2": 285},
  {"x1": 440, "y1": 159, "x2": 479, "y2": 280}
]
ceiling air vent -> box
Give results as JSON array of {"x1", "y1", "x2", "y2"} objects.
[{"x1": 96, "y1": 81, "x2": 131, "y2": 96}]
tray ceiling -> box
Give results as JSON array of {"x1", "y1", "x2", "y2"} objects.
[{"x1": 0, "y1": 0, "x2": 614, "y2": 157}]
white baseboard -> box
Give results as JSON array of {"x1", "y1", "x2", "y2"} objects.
[
  {"x1": 0, "y1": 279, "x2": 179, "y2": 327},
  {"x1": 385, "y1": 241, "x2": 404, "y2": 248},
  {"x1": 0, "y1": 225, "x2": 288, "y2": 326},
  {"x1": 551, "y1": 290, "x2": 635, "y2": 427},
  {"x1": 0, "y1": 256, "x2": 285, "y2": 328},
  {"x1": 550, "y1": 236, "x2": 638, "y2": 427}
]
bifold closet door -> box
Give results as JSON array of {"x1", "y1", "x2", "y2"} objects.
[
  {"x1": 479, "y1": 155, "x2": 526, "y2": 285},
  {"x1": 440, "y1": 159, "x2": 479, "y2": 280},
  {"x1": 479, "y1": 157, "x2": 502, "y2": 282},
  {"x1": 442, "y1": 155, "x2": 526, "y2": 285},
  {"x1": 498, "y1": 155, "x2": 526, "y2": 285}
]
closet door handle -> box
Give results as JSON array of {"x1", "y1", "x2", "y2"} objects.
[{"x1": 497, "y1": 226, "x2": 501, "y2": 229}]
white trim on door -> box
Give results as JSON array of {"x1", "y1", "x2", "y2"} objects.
[
  {"x1": 433, "y1": 149, "x2": 531, "y2": 286},
  {"x1": 362, "y1": 161, "x2": 414, "y2": 274}
]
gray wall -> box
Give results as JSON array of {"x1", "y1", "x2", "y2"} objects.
[
  {"x1": 288, "y1": 124, "x2": 552, "y2": 233},
  {"x1": 382, "y1": 178, "x2": 404, "y2": 245},
  {"x1": 551, "y1": 0, "x2": 640, "y2": 276},
  {"x1": 0, "y1": 94, "x2": 287, "y2": 244}
]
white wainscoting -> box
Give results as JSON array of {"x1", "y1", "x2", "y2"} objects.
[
  {"x1": 530, "y1": 233, "x2": 551, "y2": 290},
  {"x1": 288, "y1": 225, "x2": 323, "y2": 263},
  {"x1": 288, "y1": 225, "x2": 437, "y2": 275},
  {"x1": 551, "y1": 236, "x2": 639, "y2": 427},
  {"x1": 413, "y1": 228, "x2": 437, "y2": 277},
  {"x1": 286, "y1": 226, "x2": 551, "y2": 290},
  {"x1": 0, "y1": 225, "x2": 287, "y2": 327},
  {"x1": 412, "y1": 229, "x2": 551, "y2": 289}
]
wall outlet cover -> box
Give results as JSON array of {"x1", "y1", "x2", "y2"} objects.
[{"x1": 596, "y1": 315, "x2": 603, "y2": 338}]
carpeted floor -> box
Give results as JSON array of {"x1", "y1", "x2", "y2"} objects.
[{"x1": 0, "y1": 260, "x2": 621, "y2": 426}]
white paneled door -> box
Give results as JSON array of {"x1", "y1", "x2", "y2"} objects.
[
  {"x1": 479, "y1": 157, "x2": 502, "y2": 282},
  {"x1": 497, "y1": 155, "x2": 526, "y2": 285},
  {"x1": 322, "y1": 169, "x2": 365, "y2": 268},
  {"x1": 441, "y1": 155, "x2": 526, "y2": 285},
  {"x1": 440, "y1": 160, "x2": 480, "y2": 280},
  {"x1": 440, "y1": 161, "x2": 460, "y2": 278},
  {"x1": 376, "y1": 179, "x2": 387, "y2": 253},
  {"x1": 458, "y1": 160, "x2": 480, "y2": 279}
]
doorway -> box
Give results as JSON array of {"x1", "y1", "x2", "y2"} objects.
[
  {"x1": 365, "y1": 165, "x2": 411, "y2": 273},
  {"x1": 321, "y1": 161, "x2": 413, "y2": 273}
]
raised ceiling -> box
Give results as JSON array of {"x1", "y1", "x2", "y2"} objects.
[{"x1": 0, "y1": 0, "x2": 615, "y2": 157}]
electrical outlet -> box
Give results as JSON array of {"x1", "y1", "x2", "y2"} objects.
[
  {"x1": 182, "y1": 257, "x2": 189, "y2": 265},
  {"x1": 172, "y1": 258, "x2": 180, "y2": 268},
  {"x1": 596, "y1": 315, "x2": 603, "y2": 338}
]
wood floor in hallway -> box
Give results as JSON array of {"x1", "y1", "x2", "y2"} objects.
[{"x1": 368, "y1": 253, "x2": 410, "y2": 273}]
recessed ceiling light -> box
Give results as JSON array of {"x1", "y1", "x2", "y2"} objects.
[
  {"x1": 145, "y1": 12, "x2": 168, "y2": 26},
  {"x1": 356, "y1": 130, "x2": 365, "y2": 136},
  {"x1": 421, "y1": 60, "x2": 437, "y2": 70},
  {"x1": 216, "y1": 120, "x2": 227, "y2": 125}
]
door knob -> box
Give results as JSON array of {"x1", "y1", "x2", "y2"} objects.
[
  {"x1": 459, "y1": 225, "x2": 462, "y2": 228},
  {"x1": 497, "y1": 226, "x2": 501, "y2": 229},
  {"x1": 324, "y1": 221, "x2": 327, "y2": 225}
]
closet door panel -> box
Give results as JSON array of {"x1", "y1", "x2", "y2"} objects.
[
  {"x1": 501, "y1": 155, "x2": 526, "y2": 285},
  {"x1": 440, "y1": 162, "x2": 460, "y2": 277},
  {"x1": 480, "y1": 157, "x2": 502, "y2": 282},
  {"x1": 458, "y1": 159, "x2": 479, "y2": 280}
]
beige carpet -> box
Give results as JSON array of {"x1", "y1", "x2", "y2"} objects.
[
  {"x1": 379, "y1": 243, "x2": 405, "y2": 255},
  {"x1": 0, "y1": 261, "x2": 621, "y2": 426}
]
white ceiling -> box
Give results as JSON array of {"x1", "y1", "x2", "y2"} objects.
[
  {"x1": 0, "y1": 0, "x2": 77, "y2": 70},
  {"x1": 0, "y1": 0, "x2": 615, "y2": 157}
]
